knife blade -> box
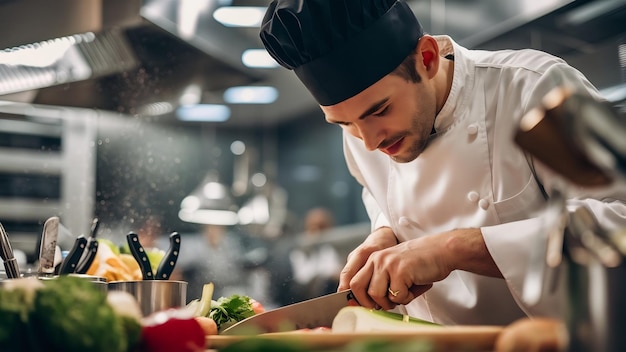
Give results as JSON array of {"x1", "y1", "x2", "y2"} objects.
[
  {"x1": 127, "y1": 232, "x2": 153, "y2": 280},
  {"x1": 0, "y1": 222, "x2": 20, "y2": 279},
  {"x1": 221, "y1": 290, "x2": 357, "y2": 335},
  {"x1": 38, "y1": 216, "x2": 60, "y2": 276},
  {"x1": 59, "y1": 235, "x2": 87, "y2": 275},
  {"x1": 155, "y1": 232, "x2": 181, "y2": 280},
  {"x1": 75, "y1": 218, "x2": 100, "y2": 274}
]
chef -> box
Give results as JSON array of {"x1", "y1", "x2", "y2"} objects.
[{"x1": 260, "y1": 0, "x2": 626, "y2": 325}]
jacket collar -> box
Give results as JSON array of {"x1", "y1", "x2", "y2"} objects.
[{"x1": 432, "y1": 36, "x2": 476, "y2": 133}]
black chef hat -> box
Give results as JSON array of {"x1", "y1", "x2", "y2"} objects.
[{"x1": 260, "y1": 0, "x2": 423, "y2": 106}]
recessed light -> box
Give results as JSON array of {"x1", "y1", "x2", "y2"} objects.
[
  {"x1": 241, "y1": 49, "x2": 279, "y2": 68},
  {"x1": 213, "y1": 6, "x2": 266, "y2": 27},
  {"x1": 176, "y1": 104, "x2": 231, "y2": 122},
  {"x1": 223, "y1": 86, "x2": 278, "y2": 104}
]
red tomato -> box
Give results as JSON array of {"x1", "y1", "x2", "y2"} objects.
[{"x1": 250, "y1": 298, "x2": 265, "y2": 314}]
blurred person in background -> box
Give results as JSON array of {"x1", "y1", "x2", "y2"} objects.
[
  {"x1": 175, "y1": 223, "x2": 249, "y2": 301},
  {"x1": 289, "y1": 207, "x2": 343, "y2": 302}
]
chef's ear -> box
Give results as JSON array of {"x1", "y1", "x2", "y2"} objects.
[{"x1": 416, "y1": 35, "x2": 439, "y2": 79}]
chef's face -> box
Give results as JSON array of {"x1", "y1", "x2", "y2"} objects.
[{"x1": 321, "y1": 70, "x2": 437, "y2": 163}]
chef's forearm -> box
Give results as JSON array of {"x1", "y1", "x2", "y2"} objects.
[{"x1": 445, "y1": 228, "x2": 504, "y2": 279}]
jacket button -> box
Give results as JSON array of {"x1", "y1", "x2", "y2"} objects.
[
  {"x1": 479, "y1": 199, "x2": 490, "y2": 210},
  {"x1": 398, "y1": 217, "x2": 410, "y2": 227},
  {"x1": 466, "y1": 124, "x2": 479, "y2": 135},
  {"x1": 467, "y1": 191, "x2": 479, "y2": 202}
]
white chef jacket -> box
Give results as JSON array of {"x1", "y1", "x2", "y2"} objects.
[{"x1": 343, "y1": 36, "x2": 626, "y2": 326}]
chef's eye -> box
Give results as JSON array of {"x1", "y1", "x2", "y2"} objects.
[{"x1": 373, "y1": 106, "x2": 390, "y2": 117}]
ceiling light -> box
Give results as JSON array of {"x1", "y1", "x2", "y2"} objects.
[
  {"x1": 223, "y1": 86, "x2": 278, "y2": 104},
  {"x1": 179, "y1": 173, "x2": 239, "y2": 226},
  {"x1": 176, "y1": 104, "x2": 231, "y2": 122},
  {"x1": 179, "y1": 209, "x2": 240, "y2": 226},
  {"x1": 230, "y1": 140, "x2": 246, "y2": 155},
  {"x1": 238, "y1": 194, "x2": 270, "y2": 225},
  {"x1": 213, "y1": 6, "x2": 266, "y2": 27},
  {"x1": 242, "y1": 49, "x2": 279, "y2": 68},
  {"x1": 179, "y1": 84, "x2": 203, "y2": 105},
  {"x1": 251, "y1": 173, "x2": 267, "y2": 187}
]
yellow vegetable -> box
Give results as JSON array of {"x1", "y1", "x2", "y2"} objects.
[{"x1": 86, "y1": 242, "x2": 142, "y2": 282}]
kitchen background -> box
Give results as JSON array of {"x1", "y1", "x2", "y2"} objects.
[{"x1": 1, "y1": 0, "x2": 625, "y2": 305}]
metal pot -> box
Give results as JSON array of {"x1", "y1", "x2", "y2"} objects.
[
  {"x1": 0, "y1": 273, "x2": 107, "y2": 293},
  {"x1": 564, "y1": 210, "x2": 626, "y2": 352},
  {"x1": 515, "y1": 86, "x2": 626, "y2": 351},
  {"x1": 565, "y1": 246, "x2": 626, "y2": 352},
  {"x1": 108, "y1": 280, "x2": 187, "y2": 316}
]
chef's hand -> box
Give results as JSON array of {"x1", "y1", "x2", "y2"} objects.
[
  {"x1": 347, "y1": 228, "x2": 502, "y2": 311},
  {"x1": 338, "y1": 226, "x2": 398, "y2": 293}
]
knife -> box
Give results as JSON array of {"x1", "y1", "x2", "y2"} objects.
[
  {"x1": 0, "y1": 222, "x2": 20, "y2": 279},
  {"x1": 127, "y1": 232, "x2": 153, "y2": 280},
  {"x1": 155, "y1": 232, "x2": 181, "y2": 280},
  {"x1": 59, "y1": 235, "x2": 88, "y2": 275},
  {"x1": 75, "y1": 238, "x2": 99, "y2": 274},
  {"x1": 221, "y1": 290, "x2": 357, "y2": 335},
  {"x1": 38, "y1": 216, "x2": 60, "y2": 276},
  {"x1": 75, "y1": 218, "x2": 100, "y2": 274}
]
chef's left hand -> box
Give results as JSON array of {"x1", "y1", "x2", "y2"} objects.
[{"x1": 350, "y1": 228, "x2": 500, "y2": 311}]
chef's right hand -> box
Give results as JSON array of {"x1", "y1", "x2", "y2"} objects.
[{"x1": 338, "y1": 226, "x2": 398, "y2": 292}]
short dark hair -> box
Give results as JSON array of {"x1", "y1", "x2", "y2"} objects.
[{"x1": 391, "y1": 50, "x2": 421, "y2": 83}]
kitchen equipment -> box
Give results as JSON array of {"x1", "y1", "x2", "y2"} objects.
[
  {"x1": 514, "y1": 87, "x2": 625, "y2": 187},
  {"x1": 126, "y1": 232, "x2": 154, "y2": 280},
  {"x1": 154, "y1": 232, "x2": 181, "y2": 280},
  {"x1": 58, "y1": 235, "x2": 87, "y2": 275},
  {"x1": 75, "y1": 218, "x2": 100, "y2": 274},
  {"x1": 108, "y1": 280, "x2": 187, "y2": 316},
  {"x1": 38, "y1": 216, "x2": 60, "y2": 277},
  {"x1": 0, "y1": 221, "x2": 20, "y2": 279},
  {"x1": 514, "y1": 86, "x2": 626, "y2": 352},
  {"x1": 221, "y1": 290, "x2": 356, "y2": 335},
  {"x1": 35, "y1": 273, "x2": 109, "y2": 293},
  {"x1": 562, "y1": 208, "x2": 626, "y2": 352}
]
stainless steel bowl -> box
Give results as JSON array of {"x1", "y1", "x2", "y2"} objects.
[
  {"x1": 107, "y1": 280, "x2": 187, "y2": 316},
  {"x1": 0, "y1": 274, "x2": 108, "y2": 293}
]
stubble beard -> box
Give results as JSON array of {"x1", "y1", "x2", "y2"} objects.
[{"x1": 390, "y1": 109, "x2": 434, "y2": 163}]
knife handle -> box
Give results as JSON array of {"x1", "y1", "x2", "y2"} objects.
[
  {"x1": 155, "y1": 232, "x2": 181, "y2": 280},
  {"x1": 75, "y1": 239, "x2": 99, "y2": 274},
  {"x1": 3, "y1": 258, "x2": 20, "y2": 279},
  {"x1": 59, "y1": 235, "x2": 88, "y2": 275},
  {"x1": 127, "y1": 232, "x2": 153, "y2": 280}
]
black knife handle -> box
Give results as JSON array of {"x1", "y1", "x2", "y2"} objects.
[
  {"x1": 75, "y1": 217, "x2": 100, "y2": 274},
  {"x1": 75, "y1": 239, "x2": 99, "y2": 274},
  {"x1": 155, "y1": 232, "x2": 181, "y2": 280},
  {"x1": 126, "y1": 232, "x2": 153, "y2": 280},
  {"x1": 59, "y1": 235, "x2": 88, "y2": 275}
]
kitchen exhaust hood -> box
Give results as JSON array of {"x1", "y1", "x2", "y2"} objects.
[{"x1": 0, "y1": 0, "x2": 261, "y2": 116}]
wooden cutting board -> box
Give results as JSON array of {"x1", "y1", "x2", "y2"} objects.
[{"x1": 207, "y1": 325, "x2": 503, "y2": 351}]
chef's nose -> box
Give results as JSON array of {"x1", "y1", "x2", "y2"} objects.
[{"x1": 357, "y1": 125, "x2": 384, "y2": 151}]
